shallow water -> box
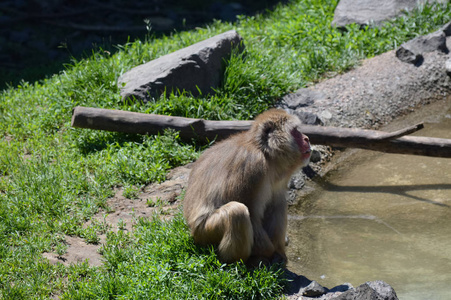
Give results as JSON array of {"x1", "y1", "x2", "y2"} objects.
[{"x1": 287, "y1": 99, "x2": 451, "y2": 299}]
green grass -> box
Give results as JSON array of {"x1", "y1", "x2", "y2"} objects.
[
  {"x1": 1, "y1": 0, "x2": 450, "y2": 298},
  {"x1": 61, "y1": 213, "x2": 285, "y2": 299}
]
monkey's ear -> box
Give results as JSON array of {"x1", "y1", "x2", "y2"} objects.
[{"x1": 259, "y1": 121, "x2": 276, "y2": 145}]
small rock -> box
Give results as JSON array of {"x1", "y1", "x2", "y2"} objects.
[
  {"x1": 332, "y1": 0, "x2": 439, "y2": 28},
  {"x1": 295, "y1": 111, "x2": 323, "y2": 125},
  {"x1": 309, "y1": 149, "x2": 321, "y2": 163},
  {"x1": 289, "y1": 173, "x2": 306, "y2": 190},
  {"x1": 300, "y1": 280, "x2": 328, "y2": 297},
  {"x1": 445, "y1": 59, "x2": 451, "y2": 76},
  {"x1": 282, "y1": 88, "x2": 325, "y2": 109},
  {"x1": 319, "y1": 110, "x2": 333, "y2": 121},
  {"x1": 286, "y1": 190, "x2": 298, "y2": 204}
]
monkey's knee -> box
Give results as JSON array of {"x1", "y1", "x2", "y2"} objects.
[
  {"x1": 214, "y1": 202, "x2": 253, "y2": 263},
  {"x1": 192, "y1": 202, "x2": 253, "y2": 263}
]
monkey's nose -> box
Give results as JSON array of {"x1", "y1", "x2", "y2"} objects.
[{"x1": 304, "y1": 136, "x2": 310, "y2": 143}]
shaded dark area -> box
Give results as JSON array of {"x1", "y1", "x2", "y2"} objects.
[{"x1": 0, "y1": 0, "x2": 287, "y2": 90}]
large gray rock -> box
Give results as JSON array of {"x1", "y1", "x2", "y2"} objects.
[
  {"x1": 118, "y1": 30, "x2": 244, "y2": 102},
  {"x1": 396, "y1": 29, "x2": 448, "y2": 64},
  {"x1": 331, "y1": 280, "x2": 398, "y2": 300},
  {"x1": 332, "y1": 0, "x2": 444, "y2": 28}
]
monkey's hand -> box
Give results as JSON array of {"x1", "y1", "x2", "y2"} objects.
[
  {"x1": 246, "y1": 255, "x2": 271, "y2": 267},
  {"x1": 247, "y1": 223, "x2": 276, "y2": 267},
  {"x1": 246, "y1": 252, "x2": 286, "y2": 268},
  {"x1": 270, "y1": 251, "x2": 287, "y2": 267}
]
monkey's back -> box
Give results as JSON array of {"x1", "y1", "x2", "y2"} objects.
[{"x1": 183, "y1": 132, "x2": 268, "y2": 229}]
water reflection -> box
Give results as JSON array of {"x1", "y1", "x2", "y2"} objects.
[{"x1": 287, "y1": 98, "x2": 451, "y2": 300}]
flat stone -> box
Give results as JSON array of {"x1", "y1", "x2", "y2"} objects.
[
  {"x1": 331, "y1": 280, "x2": 398, "y2": 300},
  {"x1": 293, "y1": 111, "x2": 322, "y2": 125},
  {"x1": 118, "y1": 30, "x2": 244, "y2": 102},
  {"x1": 445, "y1": 59, "x2": 451, "y2": 76},
  {"x1": 396, "y1": 30, "x2": 447, "y2": 64},
  {"x1": 332, "y1": 0, "x2": 444, "y2": 28},
  {"x1": 282, "y1": 88, "x2": 324, "y2": 109},
  {"x1": 301, "y1": 280, "x2": 328, "y2": 297}
]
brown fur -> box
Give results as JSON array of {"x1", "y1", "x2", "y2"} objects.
[{"x1": 183, "y1": 109, "x2": 311, "y2": 265}]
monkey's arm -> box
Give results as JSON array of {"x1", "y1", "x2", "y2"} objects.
[
  {"x1": 262, "y1": 192, "x2": 288, "y2": 262},
  {"x1": 248, "y1": 218, "x2": 275, "y2": 264}
]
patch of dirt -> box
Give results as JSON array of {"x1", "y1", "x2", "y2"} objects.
[
  {"x1": 94, "y1": 163, "x2": 192, "y2": 231},
  {"x1": 42, "y1": 164, "x2": 192, "y2": 266},
  {"x1": 42, "y1": 236, "x2": 104, "y2": 267}
]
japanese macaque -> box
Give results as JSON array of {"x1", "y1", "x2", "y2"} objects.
[{"x1": 183, "y1": 109, "x2": 311, "y2": 266}]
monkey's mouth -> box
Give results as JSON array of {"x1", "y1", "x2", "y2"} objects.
[{"x1": 302, "y1": 148, "x2": 312, "y2": 156}]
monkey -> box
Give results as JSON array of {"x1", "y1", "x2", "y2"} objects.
[{"x1": 183, "y1": 109, "x2": 311, "y2": 266}]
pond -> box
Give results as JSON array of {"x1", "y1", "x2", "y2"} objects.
[{"x1": 287, "y1": 98, "x2": 451, "y2": 299}]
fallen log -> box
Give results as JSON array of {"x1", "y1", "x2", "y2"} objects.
[
  {"x1": 71, "y1": 106, "x2": 253, "y2": 141},
  {"x1": 71, "y1": 106, "x2": 451, "y2": 158}
]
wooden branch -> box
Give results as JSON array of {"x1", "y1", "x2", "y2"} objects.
[
  {"x1": 300, "y1": 124, "x2": 450, "y2": 157},
  {"x1": 71, "y1": 106, "x2": 451, "y2": 158},
  {"x1": 374, "y1": 123, "x2": 424, "y2": 140},
  {"x1": 71, "y1": 106, "x2": 252, "y2": 141}
]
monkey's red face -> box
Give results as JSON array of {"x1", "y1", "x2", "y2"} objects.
[{"x1": 290, "y1": 128, "x2": 311, "y2": 162}]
